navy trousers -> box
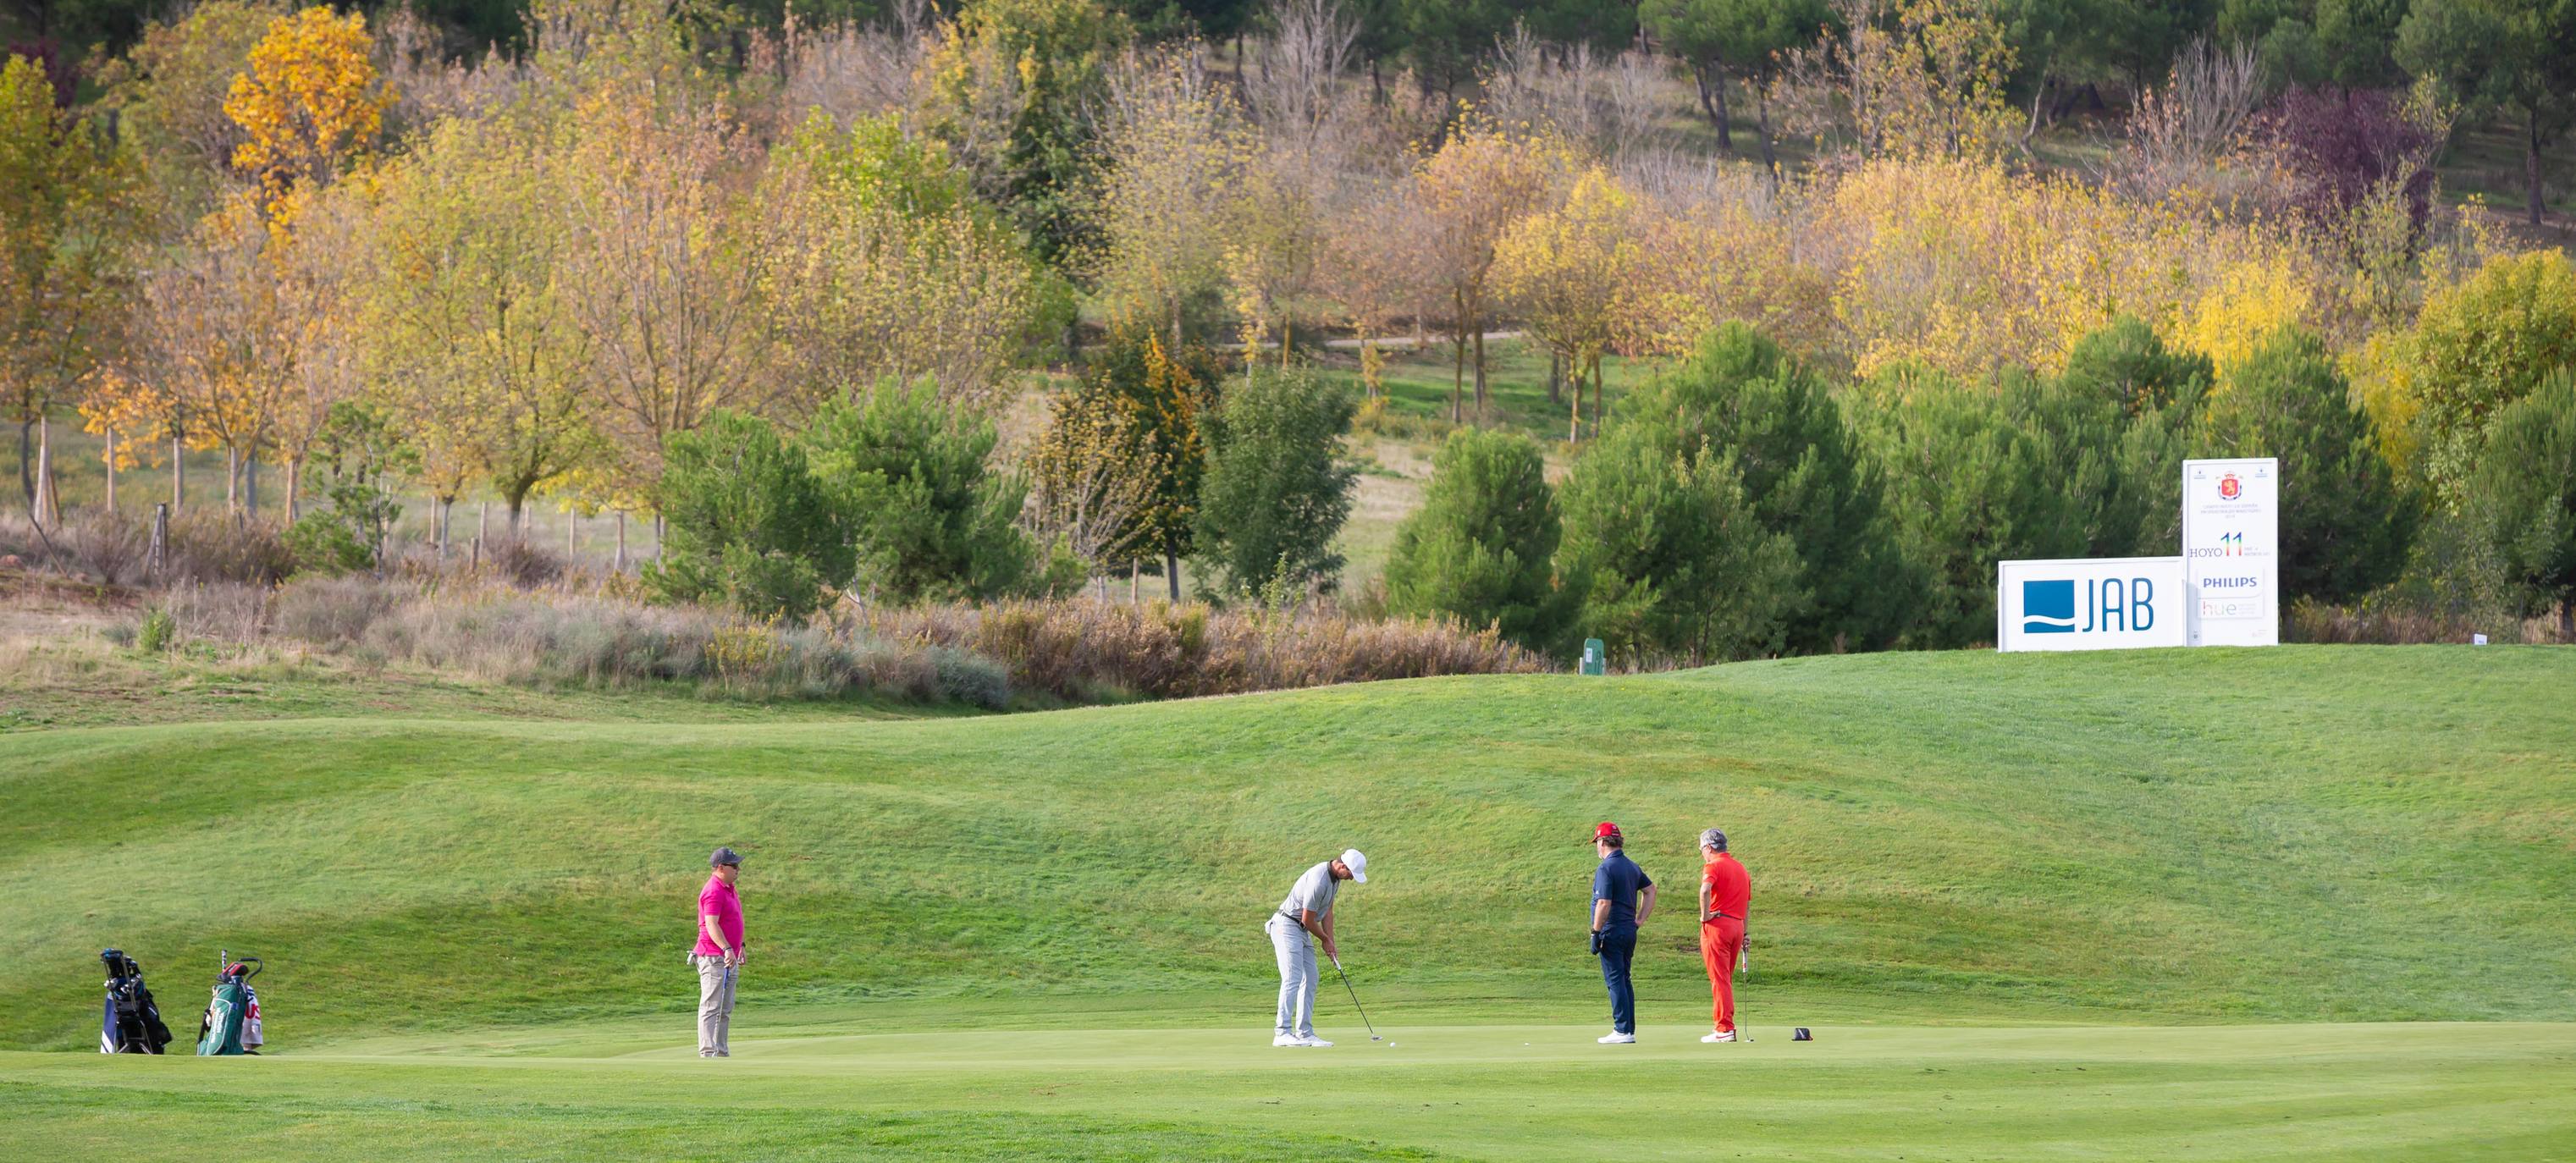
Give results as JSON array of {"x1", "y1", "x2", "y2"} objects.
[{"x1": 1597, "y1": 927, "x2": 1639, "y2": 1034}]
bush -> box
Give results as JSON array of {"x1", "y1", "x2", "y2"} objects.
[
  {"x1": 1382, "y1": 427, "x2": 1565, "y2": 650},
  {"x1": 807, "y1": 382, "x2": 1043, "y2": 604},
  {"x1": 2466, "y1": 372, "x2": 2576, "y2": 637},
  {"x1": 284, "y1": 510, "x2": 376, "y2": 578},
  {"x1": 1622, "y1": 325, "x2": 1908, "y2": 651},
  {"x1": 647, "y1": 410, "x2": 847, "y2": 620},
  {"x1": 50, "y1": 510, "x2": 151, "y2": 586},
  {"x1": 1555, "y1": 422, "x2": 1804, "y2": 664},
  {"x1": 2204, "y1": 328, "x2": 2419, "y2": 604},
  {"x1": 1192, "y1": 367, "x2": 1358, "y2": 598},
  {"x1": 135, "y1": 606, "x2": 175, "y2": 653}
]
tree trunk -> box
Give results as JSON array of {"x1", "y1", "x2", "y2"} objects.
[
  {"x1": 1712, "y1": 65, "x2": 1734, "y2": 152},
  {"x1": 103, "y1": 431, "x2": 116, "y2": 511},
  {"x1": 1370, "y1": 56, "x2": 1385, "y2": 106},
  {"x1": 224, "y1": 446, "x2": 239, "y2": 512},
  {"x1": 1279, "y1": 316, "x2": 1293, "y2": 371},
  {"x1": 171, "y1": 431, "x2": 185, "y2": 512},
  {"x1": 32, "y1": 414, "x2": 56, "y2": 527},
  {"x1": 1547, "y1": 350, "x2": 1563, "y2": 406},
  {"x1": 284, "y1": 455, "x2": 302, "y2": 521},
  {"x1": 615, "y1": 510, "x2": 627, "y2": 572},
  {"x1": 16, "y1": 418, "x2": 30, "y2": 505},
  {"x1": 436, "y1": 496, "x2": 451, "y2": 559},
  {"x1": 477, "y1": 501, "x2": 488, "y2": 544},
  {"x1": 566, "y1": 505, "x2": 576, "y2": 555},
  {"x1": 1569, "y1": 358, "x2": 1582, "y2": 442},
  {"x1": 1588, "y1": 353, "x2": 1605, "y2": 438},
  {"x1": 245, "y1": 455, "x2": 259, "y2": 515},
  {"x1": 2527, "y1": 106, "x2": 2547, "y2": 227},
  {"x1": 1692, "y1": 62, "x2": 1733, "y2": 150},
  {"x1": 1450, "y1": 314, "x2": 1467, "y2": 423},
  {"x1": 1471, "y1": 326, "x2": 1488, "y2": 424},
  {"x1": 1163, "y1": 547, "x2": 1181, "y2": 601}
]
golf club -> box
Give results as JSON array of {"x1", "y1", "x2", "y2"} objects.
[{"x1": 1327, "y1": 953, "x2": 1383, "y2": 1042}]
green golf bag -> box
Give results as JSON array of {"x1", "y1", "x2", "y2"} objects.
[{"x1": 196, "y1": 955, "x2": 261, "y2": 1056}]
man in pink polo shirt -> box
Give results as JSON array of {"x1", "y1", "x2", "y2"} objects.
[{"x1": 692, "y1": 846, "x2": 746, "y2": 1058}]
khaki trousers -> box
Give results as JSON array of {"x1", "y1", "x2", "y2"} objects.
[{"x1": 692, "y1": 954, "x2": 737, "y2": 1056}]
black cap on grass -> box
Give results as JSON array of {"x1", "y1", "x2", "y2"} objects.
[{"x1": 711, "y1": 846, "x2": 743, "y2": 868}]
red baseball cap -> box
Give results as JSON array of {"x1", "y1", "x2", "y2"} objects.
[{"x1": 1593, "y1": 821, "x2": 1621, "y2": 842}]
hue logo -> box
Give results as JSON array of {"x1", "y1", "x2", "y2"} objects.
[
  {"x1": 2022, "y1": 579, "x2": 2077, "y2": 633},
  {"x1": 2022, "y1": 577, "x2": 2156, "y2": 635},
  {"x1": 2218, "y1": 473, "x2": 2242, "y2": 500}
]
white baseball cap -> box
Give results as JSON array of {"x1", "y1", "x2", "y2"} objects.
[{"x1": 1341, "y1": 848, "x2": 1368, "y2": 883}]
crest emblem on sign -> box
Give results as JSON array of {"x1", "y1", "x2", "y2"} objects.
[{"x1": 2218, "y1": 473, "x2": 2242, "y2": 500}]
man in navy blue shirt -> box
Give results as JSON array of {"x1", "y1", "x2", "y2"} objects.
[{"x1": 1588, "y1": 821, "x2": 1658, "y2": 1044}]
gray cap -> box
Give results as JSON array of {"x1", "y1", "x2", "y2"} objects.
[
  {"x1": 710, "y1": 846, "x2": 743, "y2": 868},
  {"x1": 1699, "y1": 828, "x2": 1728, "y2": 852}
]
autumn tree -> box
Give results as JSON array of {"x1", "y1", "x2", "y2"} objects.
[
  {"x1": 759, "y1": 111, "x2": 1045, "y2": 415},
  {"x1": 1493, "y1": 166, "x2": 1643, "y2": 441},
  {"x1": 223, "y1": 5, "x2": 392, "y2": 229},
  {"x1": 558, "y1": 91, "x2": 774, "y2": 507},
  {"x1": 1086, "y1": 323, "x2": 1224, "y2": 598},
  {"x1": 1412, "y1": 120, "x2": 1569, "y2": 423},
  {"x1": 133, "y1": 197, "x2": 296, "y2": 515},
  {"x1": 93, "y1": 0, "x2": 283, "y2": 233},
  {"x1": 0, "y1": 53, "x2": 136, "y2": 524},
  {"x1": 913, "y1": 0, "x2": 1132, "y2": 263},
  {"x1": 1089, "y1": 47, "x2": 1252, "y2": 347},
  {"x1": 1029, "y1": 378, "x2": 1167, "y2": 585},
  {"x1": 364, "y1": 113, "x2": 597, "y2": 531}
]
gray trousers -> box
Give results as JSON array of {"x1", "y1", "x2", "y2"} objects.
[
  {"x1": 1266, "y1": 914, "x2": 1317, "y2": 1039},
  {"x1": 692, "y1": 955, "x2": 737, "y2": 1057}
]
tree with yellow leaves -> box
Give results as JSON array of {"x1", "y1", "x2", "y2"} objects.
[
  {"x1": 1410, "y1": 119, "x2": 1572, "y2": 423},
  {"x1": 1494, "y1": 166, "x2": 1646, "y2": 441},
  {"x1": 223, "y1": 5, "x2": 391, "y2": 229}
]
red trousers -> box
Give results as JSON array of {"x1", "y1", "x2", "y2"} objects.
[{"x1": 1701, "y1": 918, "x2": 1745, "y2": 1033}]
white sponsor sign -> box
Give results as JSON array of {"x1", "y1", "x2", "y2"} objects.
[
  {"x1": 1996, "y1": 557, "x2": 2188, "y2": 652},
  {"x1": 2182, "y1": 458, "x2": 2280, "y2": 647}
]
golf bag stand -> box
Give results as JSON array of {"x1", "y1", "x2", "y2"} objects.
[
  {"x1": 100, "y1": 949, "x2": 174, "y2": 1055},
  {"x1": 196, "y1": 951, "x2": 264, "y2": 1056}
]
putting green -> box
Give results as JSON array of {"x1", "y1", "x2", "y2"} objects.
[{"x1": 6, "y1": 1011, "x2": 2573, "y2": 1160}]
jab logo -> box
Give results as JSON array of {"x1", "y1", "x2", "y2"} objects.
[
  {"x1": 2022, "y1": 577, "x2": 2156, "y2": 635},
  {"x1": 2218, "y1": 473, "x2": 2242, "y2": 500}
]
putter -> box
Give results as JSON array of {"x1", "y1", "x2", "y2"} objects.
[{"x1": 1327, "y1": 953, "x2": 1383, "y2": 1042}]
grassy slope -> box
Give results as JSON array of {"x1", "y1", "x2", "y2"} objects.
[{"x1": 4, "y1": 646, "x2": 2572, "y2": 1056}]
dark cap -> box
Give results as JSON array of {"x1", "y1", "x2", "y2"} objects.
[{"x1": 710, "y1": 846, "x2": 743, "y2": 868}]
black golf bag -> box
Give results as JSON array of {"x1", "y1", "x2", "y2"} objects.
[{"x1": 100, "y1": 949, "x2": 175, "y2": 1055}]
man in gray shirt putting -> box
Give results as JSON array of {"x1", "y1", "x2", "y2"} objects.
[{"x1": 1266, "y1": 848, "x2": 1367, "y2": 1047}]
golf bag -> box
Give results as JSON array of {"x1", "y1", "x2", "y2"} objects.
[
  {"x1": 99, "y1": 949, "x2": 174, "y2": 1055},
  {"x1": 196, "y1": 955, "x2": 262, "y2": 1056}
]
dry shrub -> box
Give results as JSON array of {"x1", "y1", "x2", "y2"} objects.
[
  {"x1": 483, "y1": 536, "x2": 565, "y2": 590},
  {"x1": 48, "y1": 510, "x2": 151, "y2": 585},
  {"x1": 166, "y1": 510, "x2": 293, "y2": 586},
  {"x1": 2289, "y1": 601, "x2": 2573, "y2": 646},
  {"x1": 862, "y1": 598, "x2": 1542, "y2": 700},
  {"x1": 273, "y1": 574, "x2": 408, "y2": 647},
  {"x1": 161, "y1": 582, "x2": 274, "y2": 642}
]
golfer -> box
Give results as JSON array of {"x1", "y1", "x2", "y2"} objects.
[
  {"x1": 1588, "y1": 822, "x2": 1655, "y2": 1044},
  {"x1": 1266, "y1": 848, "x2": 1367, "y2": 1047},
  {"x1": 691, "y1": 846, "x2": 747, "y2": 1059},
  {"x1": 1697, "y1": 828, "x2": 1750, "y2": 1043}
]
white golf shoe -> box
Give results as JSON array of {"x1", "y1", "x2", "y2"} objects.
[
  {"x1": 1597, "y1": 1032, "x2": 1636, "y2": 1044},
  {"x1": 1299, "y1": 1036, "x2": 1334, "y2": 1047},
  {"x1": 1701, "y1": 1031, "x2": 1737, "y2": 1043},
  {"x1": 1272, "y1": 1034, "x2": 1305, "y2": 1047}
]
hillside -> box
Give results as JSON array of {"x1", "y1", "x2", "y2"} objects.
[{"x1": 5, "y1": 646, "x2": 2573, "y2": 1052}]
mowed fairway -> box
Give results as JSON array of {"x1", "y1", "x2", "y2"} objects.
[{"x1": 4, "y1": 646, "x2": 2574, "y2": 1160}]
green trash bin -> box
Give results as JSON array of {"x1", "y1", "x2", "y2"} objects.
[{"x1": 1580, "y1": 638, "x2": 1605, "y2": 675}]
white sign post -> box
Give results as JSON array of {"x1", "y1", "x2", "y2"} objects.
[
  {"x1": 2182, "y1": 458, "x2": 2281, "y2": 647},
  {"x1": 1996, "y1": 557, "x2": 2189, "y2": 652}
]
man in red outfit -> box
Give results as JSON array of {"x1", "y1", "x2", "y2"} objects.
[{"x1": 1697, "y1": 827, "x2": 1749, "y2": 1043}]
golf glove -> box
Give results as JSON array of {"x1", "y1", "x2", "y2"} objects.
[{"x1": 1588, "y1": 929, "x2": 1605, "y2": 956}]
